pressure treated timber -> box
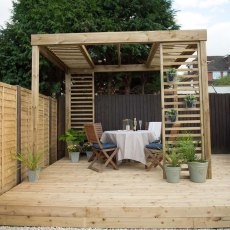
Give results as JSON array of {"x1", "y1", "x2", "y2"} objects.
[
  {"x1": 31, "y1": 30, "x2": 207, "y2": 45},
  {"x1": 31, "y1": 46, "x2": 39, "y2": 154},
  {"x1": 0, "y1": 154, "x2": 229, "y2": 228}
]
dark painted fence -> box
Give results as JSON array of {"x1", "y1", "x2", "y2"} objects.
[
  {"x1": 58, "y1": 93, "x2": 230, "y2": 154},
  {"x1": 95, "y1": 94, "x2": 161, "y2": 131},
  {"x1": 209, "y1": 94, "x2": 230, "y2": 153}
]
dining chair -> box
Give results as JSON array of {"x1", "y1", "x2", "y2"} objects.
[
  {"x1": 86, "y1": 122, "x2": 103, "y2": 162},
  {"x1": 145, "y1": 122, "x2": 180, "y2": 171},
  {"x1": 84, "y1": 123, "x2": 119, "y2": 172},
  {"x1": 94, "y1": 122, "x2": 103, "y2": 138},
  {"x1": 144, "y1": 122, "x2": 163, "y2": 170}
]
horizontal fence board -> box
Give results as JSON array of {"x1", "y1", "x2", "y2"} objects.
[{"x1": 0, "y1": 82, "x2": 58, "y2": 194}]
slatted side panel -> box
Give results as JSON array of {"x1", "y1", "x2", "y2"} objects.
[
  {"x1": 0, "y1": 83, "x2": 17, "y2": 194},
  {"x1": 160, "y1": 43, "x2": 204, "y2": 170},
  {"x1": 50, "y1": 98, "x2": 57, "y2": 164},
  {"x1": 71, "y1": 74, "x2": 94, "y2": 129},
  {"x1": 20, "y1": 88, "x2": 33, "y2": 179}
]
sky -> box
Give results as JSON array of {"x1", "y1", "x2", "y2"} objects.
[{"x1": 0, "y1": 0, "x2": 229, "y2": 56}]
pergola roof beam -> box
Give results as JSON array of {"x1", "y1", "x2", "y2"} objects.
[
  {"x1": 146, "y1": 43, "x2": 160, "y2": 67},
  {"x1": 31, "y1": 30, "x2": 207, "y2": 46},
  {"x1": 70, "y1": 64, "x2": 159, "y2": 73},
  {"x1": 79, "y1": 45, "x2": 95, "y2": 68}
]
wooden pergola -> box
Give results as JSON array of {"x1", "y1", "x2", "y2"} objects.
[{"x1": 31, "y1": 30, "x2": 212, "y2": 178}]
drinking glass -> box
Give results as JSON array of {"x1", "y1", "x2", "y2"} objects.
[{"x1": 139, "y1": 120, "x2": 142, "y2": 130}]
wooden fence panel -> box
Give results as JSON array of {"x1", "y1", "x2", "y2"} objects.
[
  {"x1": 209, "y1": 94, "x2": 230, "y2": 153},
  {"x1": 20, "y1": 88, "x2": 33, "y2": 180},
  {"x1": 95, "y1": 94, "x2": 161, "y2": 131},
  {"x1": 0, "y1": 83, "x2": 17, "y2": 194},
  {"x1": 0, "y1": 82, "x2": 58, "y2": 194}
]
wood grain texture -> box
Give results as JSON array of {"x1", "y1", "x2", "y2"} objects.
[{"x1": 0, "y1": 154, "x2": 228, "y2": 228}]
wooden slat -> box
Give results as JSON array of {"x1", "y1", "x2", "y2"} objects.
[
  {"x1": 0, "y1": 155, "x2": 228, "y2": 228},
  {"x1": 70, "y1": 74, "x2": 94, "y2": 129},
  {"x1": 39, "y1": 46, "x2": 67, "y2": 71}
]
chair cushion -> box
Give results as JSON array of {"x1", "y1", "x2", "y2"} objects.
[
  {"x1": 145, "y1": 142, "x2": 162, "y2": 150},
  {"x1": 93, "y1": 142, "x2": 117, "y2": 149}
]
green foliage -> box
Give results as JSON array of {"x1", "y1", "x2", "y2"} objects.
[
  {"x1": 59, "y1": 129, "x2": 86, "y2": 145},
  {"x1": 167, "y1": 147, "x2": 183, "y2": 167},
  {"x1": 15, "y1": 152, "x2": 42, "y2": 170},
  {"x1": 212, "y1": 76, "x2": 230, "y2": 86},
  {"x1": 167, "y1": 68, "x2": 177, "y2": 76},
  {"x1": 82, "y1": 142, "x2": 92, "y2": 152},
  {"x1": 0, "y1": 0, "x2": 179, "y2": 95},
  {"x1": 176, "y1": 135, "x2": 197, "y2": 163},
  {"x1": 166, "y1": 109, "x2": 177, "y2": 118},
  {"x1": 184, "y1": 94, "x2": 197, "y2": 103},
  {"x1": 67, "y1": 144, "x2": 81, "y2": 152}
]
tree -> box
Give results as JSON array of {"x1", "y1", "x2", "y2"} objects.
[
  {"x1": 0, "y1": 0, "x2": 179, "y2": 96},
  {"x1": 212, "y1": 76, "x2": 230, "y2": 86}
]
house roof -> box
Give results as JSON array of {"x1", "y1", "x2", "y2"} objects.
[{"x1": 207, "y1": 56, "x2": 229, "y2": 72}]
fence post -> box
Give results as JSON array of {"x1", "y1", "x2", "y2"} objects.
[
  {"x1": 16, "y1": 86, "x2": 21, "y2": 184},
  {"x1": 49, "y1": 97, "x2": 52, "y2": 164}
]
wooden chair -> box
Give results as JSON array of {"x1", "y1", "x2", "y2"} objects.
[
  {"x1": 145, "y1": 122, "x2": 179, "y2": 171},
  {"x1": 144, "y1": 122, "x2": 163, "y2": 170},
  {"x1": 84, "y1": 123, "x2": 119, "y2": 172},
  {"x1": 86, "y1": 122, "x2": 103, "y2": 162},
  {"x1": 94, "y1": 122, "x2": 103, "y2": 138}
]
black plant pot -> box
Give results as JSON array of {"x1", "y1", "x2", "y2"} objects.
[
  {"x1": 186, "y1": 101, "x2": 195, "y2": 108},
  {"x1": 169, "y1": 115, "x2": 177, "y2": 122},
  {"x1": 167, "y1": 74, "x2": 176, "y2": 82}
]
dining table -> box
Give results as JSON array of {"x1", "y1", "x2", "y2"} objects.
[{"x1": 100, "y1": 130, "x2": 157, "y2": 165}]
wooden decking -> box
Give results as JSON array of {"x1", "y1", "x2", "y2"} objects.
[{"x1": 0, "y1": 154, "x2": 229, "y2": 228}]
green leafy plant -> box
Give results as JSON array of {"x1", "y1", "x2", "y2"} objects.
[
  {"x1": 166, "y1": 109, "x2": 177, "y2": 122},
  {"x1": 167, "y1": 146, "x2": 183, "y2": 167},
  {"x1": 184, "y1": 94, "x2": 197, "y2": 103},
  {"x1": 15, "y1": 152, "x2": 42, "y2": 170},
  {"x1": 67, "y1": 144, "x2": 81, "y2": 152},
  {"x1": 59, "y1": 129, "x2": 86, "y2": 144},
  {"x1": 59, "y1": 129, "x2": 77, "y2": 142},
  {"x1": 83, "y1": 142, "x2": 92, "y2": 152},
  {"x1": 167, "y1": 68, "x2": 177, "y2": 76},
  {"x1": 176, "y1": 134, "x2": 200, "y2": 163}
]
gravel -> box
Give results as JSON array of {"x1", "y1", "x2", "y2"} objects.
[{"x1": 0, "y1": 227, "x2": 228, "y2": 230}]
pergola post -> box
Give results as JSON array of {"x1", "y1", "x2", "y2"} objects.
[
  {"x1": 31, "y1": 46, "x2": 40, "y2": 154},
  {"x1": 199, "y1": 41, "x2": 212, "y2": 179}
]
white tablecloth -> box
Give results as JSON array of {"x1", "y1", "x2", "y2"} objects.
[{"x1": 100, "y1": 130, "x2": 156, "y2": 165}]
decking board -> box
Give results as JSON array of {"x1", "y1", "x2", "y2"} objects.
[{"x1": 0, "y1": 154, "x2": 229, "y2": 228}]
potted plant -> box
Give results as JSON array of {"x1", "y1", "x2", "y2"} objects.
[
  {"x1": 164, "y1": 147, "x2": 183, "y2": 183},
  {"x1": 184, "y1": 94, "x2": 197, "y2": 108},
  {"x1": 15, "y1": 152, "x2": 42, "y2": 183},
  {"x1": 166, "y1": 109, "x2": 177, "y2": 122},
  {"x1": 67, "y1": 143, "x2": 81, "y2": 163},
  {"x1": 83, "y1": 142, "x2": 93, "y2": 160},
  {"x1": 178, "y1": 135, "x2": 208, "y2": 183},
  {"x1": 166, "y1": 68, "x2": 177, "y2": 82},
  {"x1": 59, "y1": 129, "x2": 86, "y2": 160}
]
